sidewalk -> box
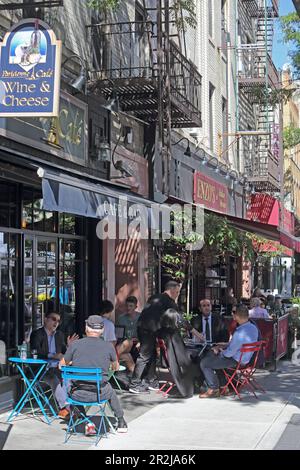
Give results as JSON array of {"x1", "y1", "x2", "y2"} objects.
[{"x1": 1, "y1": 361, "x2": 300, "y2": 450}]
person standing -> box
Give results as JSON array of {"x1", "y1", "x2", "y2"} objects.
[{"x1": 129, "y1": 281, "x2": 181, "y2": 394}]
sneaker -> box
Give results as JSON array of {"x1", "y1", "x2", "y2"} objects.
[
  {"x1": 116, "y1": 417, "x2": 128, "y2": 433},
  {"x1": 85, "y1": 423, "x2": 97, "y2": 436},
  {"x1": 145, "y1": 379, "x2": 160, "y2": 391},
  {"x1": 58, "y1": 407, "x2": 70, "y2": 419},
  {"x1": 128, "y1": 383, "x2": 150, "y2": 394}
]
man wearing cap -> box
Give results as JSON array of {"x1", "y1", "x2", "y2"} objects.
[{"x1": 60, "y1": 315, "x2": 127, "y2": 434}]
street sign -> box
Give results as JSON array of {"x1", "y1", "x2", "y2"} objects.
[{"x1": 0, "y1": 18, "x2": 61, "y2": 117}]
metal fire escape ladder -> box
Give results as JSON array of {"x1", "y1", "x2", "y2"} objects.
[{"x1": 238, "y1": 0, "x2": 280, "y2": 192}]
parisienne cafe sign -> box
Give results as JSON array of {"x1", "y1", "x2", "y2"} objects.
[{"x1": 0, "y1": 19, "x2": 61, "y2": 117}]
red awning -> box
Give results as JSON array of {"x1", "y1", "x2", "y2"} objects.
[{"x1": 280, "y1": 231, "x2": 300, "y2": 253}]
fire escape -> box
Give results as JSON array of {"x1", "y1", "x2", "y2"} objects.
[
  {"x1": 87, "y1": 0, "x2": 202, "y2": 195},
  {"x1": 237, "y1": 0, "x2": 280, "y2": 192}
]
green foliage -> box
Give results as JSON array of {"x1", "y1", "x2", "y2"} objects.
[
  {"x1": 204, "y1": 214, "x2": 251, "y2": 260},
  {"x1": 161, "y1": 208, "x2": 203, "y2": 282},
  {"x1": 251, "y1": 86, "x2": 294, "y2": 107},
  {"x1": 245, "y1": 233, "x2": 286, "y2": 267},
  {"x1": 87, "y1": 0, "x2": 120, "y2": 11},
  {"x1": 280, "y1": 12, "x2": 300, "y2": 76},
  {"x1": 283, "y1": 126, "x2": 300, "y2": 149},
  {"x1": 171, "y1": 0, "x2": 197, "y2": 31},
  {"x1": 87, "y1": 0, "x2": 197, "y2": 30},
  {"x1": 182, "y1": 311, "x2": 196, "y2": 322},
  {"x1": 291, "y1": 297, "x2": 300, "y2": 305}
]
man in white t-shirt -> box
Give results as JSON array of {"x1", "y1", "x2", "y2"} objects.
[{"x1": 98, "y1": 300, "x2": 117, "y2": 345}]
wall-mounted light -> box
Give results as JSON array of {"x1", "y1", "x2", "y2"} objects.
[
  {"x1": 172, "y1": 137, "x2": 192, "y2": 157},
  {"x1": 62, "y1": 54, "x2": 87, "y2": 95},
  {"x1": 97, "y1": 141, "x2": 111, "y2": 162}
]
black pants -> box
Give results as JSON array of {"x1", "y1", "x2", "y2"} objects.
[
  {"x1": 71, "y1": 383, "x2": 124, "y2": 419},
  {"x1": 131, "y1": 329, "x2": 157, "y2": 386}
]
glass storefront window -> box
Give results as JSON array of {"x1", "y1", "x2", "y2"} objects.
[
  {"x1": 57, "y1": 239, "x2": 86, "y2": 337},
  {"x1": 22, "y1": 187, "x2": 56, "y2": 233},
  {"x1": 59, "y1": 213, "x2": 85, "y2": 236},
  {"x1": 0, "y1": 182, "x2": 18, "y2": 228}
]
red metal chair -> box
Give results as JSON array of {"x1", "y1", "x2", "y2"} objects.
[
  {"x1": 220, "y1": 340, "x2": 267, "y2": 400},
  {"x1": 156, "y1": 338, "x2": 176, "y2": 398}
]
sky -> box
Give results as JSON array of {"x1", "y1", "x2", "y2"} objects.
[{"x1": 273, "y1": 0, "x2": 297, "y2": 70}]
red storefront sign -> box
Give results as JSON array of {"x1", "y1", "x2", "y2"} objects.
[{"x1": 193, "y1": 172, "x2": 229, "y2": 214}]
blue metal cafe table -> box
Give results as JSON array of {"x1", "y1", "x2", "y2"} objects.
[{"x1": 7, "y1": 357, "x2": 58, "y2": 424}]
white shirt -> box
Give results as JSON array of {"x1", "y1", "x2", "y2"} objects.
[
  {"x1": 192, "y1": 313, "x2": 212, "y2": 344},
  {"x1": 249, "y1": 307, "x2": 270, "y2": 320},
  {"x1": 103, "y1": 318, "x2": 116, "y2": 342},
  {"x1": 202, "y1": 314, "x2": 212, "y2": 343}
]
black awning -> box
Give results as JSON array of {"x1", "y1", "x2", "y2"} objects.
[{"x1": 39, "y1": 167, "x2": 154, "y2": 220}]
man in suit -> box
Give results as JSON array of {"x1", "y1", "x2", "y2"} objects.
[
  {"x1": 190, "y1": 299, "x2": 229, "y2": 391},
  {"x1": 191, "y1": 299, "x2": 229, "y2": 345},
  {"x1": 30, "y1": 309, "x2": 79, "y2": 419}
]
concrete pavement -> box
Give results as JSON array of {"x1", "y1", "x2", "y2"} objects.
[{"x1": 1, "y1": 361, "x2": 300, "y2": 450}]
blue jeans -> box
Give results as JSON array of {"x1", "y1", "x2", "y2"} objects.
[{"x1": 200, "y1": 351, "x2": 238, "y2": 390}]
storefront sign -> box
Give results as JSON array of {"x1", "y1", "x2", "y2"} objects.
[
  {"x1": 0, "y1": 91, "x2": 88, "y2": 164},
  {"x1": 0, "y1": 19, "x2": 61, "y2": 117},
  {"x1": 193, "y1": 172, "x2": 229, "y2": 214}
]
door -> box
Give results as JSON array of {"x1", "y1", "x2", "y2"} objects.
[{"x1": 24, "y1": 236, "x2": 57, "y2": 342}]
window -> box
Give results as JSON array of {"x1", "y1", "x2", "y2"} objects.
[
  {"x1": 22, "y1": 0, "x2": 44, "y2": 20},
  {"x1": 209, "y1": 83, "x2": 215, "y2": 151},
  {"x1": 22, "y1": 187, "x2": 56, "y2": 233},
  {"x1": 0, "y1": 182, "x2": 18, "y2": 228}
]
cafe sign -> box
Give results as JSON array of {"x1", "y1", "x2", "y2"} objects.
[
  {"x1": 0, "y1": 91, "x2": 88, "y2": 164},
  {"x1": 0, "y1": 18, "x2": 61, "y2": 117},
  {"x1": 193, "y1": 171, "x2": 229, "y2": 214}
]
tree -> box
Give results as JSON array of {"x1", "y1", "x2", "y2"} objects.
[
  {"x1": 280, "y1": 12, "x2": 300, "y2": 77},
  {"x1": 87, "y1": 0, "x2": 197, "y2": 31},
  {"x1": 283, "y1": 125, "x2": 300, "y2": 149}
]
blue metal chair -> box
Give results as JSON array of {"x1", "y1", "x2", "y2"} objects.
[{"x1": 61, "y1": 366, "x2": 114, "y2": 445}]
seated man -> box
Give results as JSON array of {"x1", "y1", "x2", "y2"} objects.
[
  {"x1": 116, "y1": 296, "x2": 140, "y2": 373},
  {"x1": 30, "y1": 309, "x2": 79, "y2": 419},
  {"x1": 98, "y1": 300, "x2": 117, "y2": 345},
  {"x1": 249, "y1": 297, "x2": 270, "y2": 319},
  {"x1": 199, "y1": 304, "x2": 258, "y2": 398},
  {"x1": 60, "y1": 315, "x2": 127, "y2": 434},
  {"x1": 191, "y1": 299, "x2": 229, "y2": 344}
]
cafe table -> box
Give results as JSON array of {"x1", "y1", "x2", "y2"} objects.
[{"x1": 7, "y1": 357, "x2": 57, "y2": 424}]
